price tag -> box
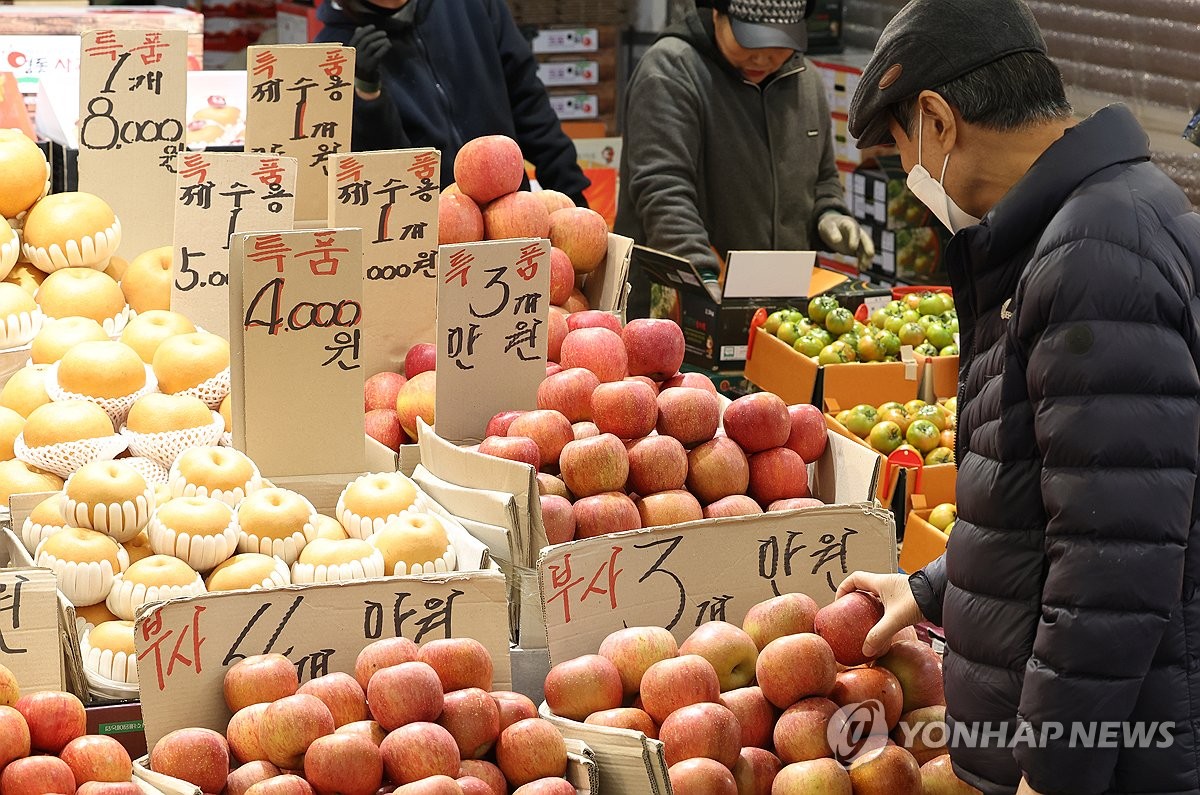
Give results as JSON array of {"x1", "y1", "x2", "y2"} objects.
[
  {"x1": 228, "y1": 228, "x2": 365, "y2": 477},
  {"x1": 134, "y1": 571, "x2": 510, "y2": 748},
  {"x1": 172, "y1": 152, "x2": 298, "y2": 339},
  {"x1": 328, "y1": 150, "x2": 439, "y2": 375},
  {"x1": 435, "y1": 239, "x2": 551, "y2": 445},
  {"x1": 0, "y1": 568, "x2": 62, "y2": 696},
  {"x1": 864, "y1": 295, "x2": 892, "y2": 315},
  {"x1": 78, "y1": 29, "x2": 187, "y2": 258},
  {"x1": 245, "y1": 45, "x2": 353, "y2": 224}
]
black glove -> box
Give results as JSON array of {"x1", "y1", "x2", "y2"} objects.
[{"x1": 349, "y1": 25, "x2": 391, "y2": 93}]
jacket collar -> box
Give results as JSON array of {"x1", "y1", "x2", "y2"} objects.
[{"x1": 661, "y1": 11, "x2": 805, "y2": 88}]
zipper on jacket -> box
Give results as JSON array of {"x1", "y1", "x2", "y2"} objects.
[
  {"x1": 413, "y1": 26, "x2": 464, "y2": 151},
  {"x1": 752, "y1": 65, "x2": 805, "y2": 249}
]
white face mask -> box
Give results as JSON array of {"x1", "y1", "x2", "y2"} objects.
[{"x1": 906, "y1": 111, "x2": 981, "y2": 233}]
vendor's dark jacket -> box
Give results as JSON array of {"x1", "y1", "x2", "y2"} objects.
[
  {"x1": 910, "y1": 104, "x2": 1200, "y2": 795},
  {"x1": 314, "y1": 0, "x2": 590, "y2": 205},
  {"x1": 614, "y1": 10, "x2": 848, "y2": 274}
]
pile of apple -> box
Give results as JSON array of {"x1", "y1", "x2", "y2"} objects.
[
  {"x1": 0, "y1": 662, "x2": 140, "y2": 795},
  {"x1": 541, "y1": 592, "x2": 979, "y2": 794},
  {"x1": 150, "y1": 637, "x2": 577, "y2": 795},
  {"x1": 363, "y1": 342, "x2": 437, "y2": 453},
  {"x1": 833, "y1": 397, "x2": 955, "y2": 465}
]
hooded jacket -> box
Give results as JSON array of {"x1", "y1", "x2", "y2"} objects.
[
  {"x1": 314, "y1": 0, "x2": 590, "y2": 205},
  {"x1": 614, "y1": 10, "x2": 848, "y2": 274},
  {"x1": 910, "y1": 104, "x2": 1200, "y2": 795}
]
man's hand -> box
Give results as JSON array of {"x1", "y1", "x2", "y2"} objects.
[
  {"x1": 836, "y1": 571, "x2": 923, "y2": 657},
  {"x1": 349, "y1": 25, "x2": 391, "y2": 95},
  {"x1": 1017, "y1": 778, "x2": 1044, "y2": 795},
  {"x1": 818, "y1": 212, "x2": 876, "y2": 269}
]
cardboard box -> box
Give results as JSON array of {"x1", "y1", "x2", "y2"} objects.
[
  {"x1": 851, "y1": 159, "x2": 932, "y2": 232},
  {"x1": 537, "y1": 59, "x2": 602, "y2": 87},
  {"x1": 917, "y1": 351, "x2": 960, "y2": 401},
  {"x1": 531, "y1": 27, "x2": 601, "y2": 54},
  {"x1": 549, "y1": 93, "x2": 602, "y2": 121},
  {"x1": 86, "y1": 701, "x2": 147, "y2": 760},
  {"x1": 900, "y1": 507, "x2": 948, "y2": 574}
]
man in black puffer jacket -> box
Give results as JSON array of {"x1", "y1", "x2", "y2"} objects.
[{"x1": 840, "y1": 1, "x2": 1200, "y2": 794}]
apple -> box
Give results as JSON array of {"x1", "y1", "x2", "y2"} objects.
[
  {"x1": 454, "y1": 136, "x2": 524, "y2": 204},
  {"x1": 626, "y1": 375, "x2": 659, "y2": 393},
  {"x1": 549, "y1": 248, "x2": 574, "y2": 306},
  {"x1": 298, "y1": 672, "x2": 368, "y2": 728},
  {"x1": 0, "y1": 664, "x2": 16, "y2": 707},
  {"x1": 572, "y1": 492, "x2": 641, "y2": 539},
  {"x1": 920, "y1": 754, "x2": 982, "y2": 794},
  {"x1": 559, "y1": 433, "x2": 629, "y2": 498},
  {"x1": 149, "y1": 727, "x2": 229, "y2": 794},
  {"x1": 244, "y1": 774, "x2": 313, "y2": 794},
  {"x1": 831, "y1": 667, "x2": 904, "y2": 730},
  {"x1": 687, "y1": 437, "x2": 750, "y2": 504},
  {"x1": 224, "y1": 654, "x2": 300, "y2": 713},
  {"x1": 732, "y1": 747, "x2": 782, "y2": 795},
  {"x1": 539, "y1": 495, "x2": 576, "y2": 545},
  {"x1": 591, "y1": 381, "x2": 658, "y2": 440},
  {"x1": 364, "y1": 372, "x2": 407, "y2": 412},
  {"x1": 228, "y1": 703, "x2": 271, "y2": 763},
  {"x1": 490, "y1": 691, "x2": 539, "y2": 731},
  {"x1": 679, "y1": 621, "x2": 758, "y2": 692},
  {"x1": 565, "y1": 288, "x2": 591, "y2": 312},
  {"x1": 597, "y1": 626, "x2": 679, "y2": 697},
  {"x1": 418, "y1": 638, "x2": 494, "y2": 692},
  {"x1": 438, "y1": 193, "x2": 484, "y2": 245},
  {"x1": 755, "y1": 633, "x2": 837, "y2": 709},
  {"x1": 877, "y1": 641, "x2": 945, "y2": 712},
  {"x1": 396, "y1": 371, "x2": 436, "y2": 440},
  {"x1": 718, "y1": 687, "x2": 775, "y2": 749},
  {"x1": 508, "y1": 410, "x2": 573, "y2": 470},
  {"x1": 381, "y1": 721, "x2": 461, "y2": 784},
  {"x1": 625, "y1": 436, "x2": 688, "y2": 496},
  {"x1": 0, "y1": 756, "x2": 75, "y2": 795},
  {"x1": 60, "y1": 735, "x2": 132, "y2": 787},
  {"x1": 536, "y1": 190, "x2": 575, "y2": 215},
  {"x1": 544, "y1": 654, "x2": 623, "y2": 721},
  {"x1": 537, "y1": 368, "x2": 600, "y2": 423},
  {"x1": 583, "y1": 707, "x2": 658, "y2": 738},
  {"x1": 13, "y1": 691, "x2": 85, "y2": 754},
  {"x1": 703, "y1": 495, "x2": 763, "y2": 518},
  {"x1": 259, "y1": 694, "x2": 335, "y2": 770},
  {"x1": 773, "y1": 697, "x2": 838, "y2": 763},
  {"x1": 548, "y1": 207, "x2": 609, "y2": 274},
  {"x1": 660, "y1": 372, "x2": 718, "y2": 394},
  {"x1": 667, "y1": 758, "x2": 737, "y2": 795},
  {"x1": 814, "y1": 591, "x2": 886, "y2": 667},
  {"x1": 560, "y1": 327, "x2": 627, "y2": 383},
  {"x1": 512, "y1": 779, "x2": 575, "y2": 795},
  {"x1": 224, "y1": 761, "x2": 281, "y2": 795},
  {"x1": 723, "y1": 394, "x2": 790, "y2": 454},
  {"x1": 459, "y1": 760, "x2": 506, "y2": 795},
  {"x1": 495, "y1": 718, "x2": 568, "y2": 787},
  {"x1": 391, "y1": 777, "x2": 463, "y2": 795},
  {"x1": 367, "y1": 660, "x2": 444, "y2": 730},
  {"x1": 478, "y1": 436, "x2": 541, "y2": 469},
  {"x1": 785, "y1": 404, "x2": 828, "y2": 463},
  {"x1": 639, "y1": 654, "x2": 720, "y2": 724},
  {"x1": 660, "y1": 702, "x2": 741, "y2": 769},
  {"x1": 403, "y1": 343, "x2": 437, "y2": 380},
  {"x1": 748, "y1": 448, "x2": 809, "y2": 505},
  {"x1": 365, "y1": 409, "x2": 404, "y2": 452},
  {"x1": 303, "y1": 733, "x2": 383, "y2": 795},
  {"x1": 485, "y1": 410, "x2": 525, "y2": 438},
  {"x1": 768, "y1": 498, "x2": 824, "y2": 512},
  {"x1": 847, "y1": 745, "x2": 921, "y2": 795},
  {"x1": 336, "y1": 720, "x2": 387, "y2": 747},
  {"x1": 354, "y1": 636, "x2": 419, "y2": 689},
  {"x1": 636, "y1": 489, "x2": 703, "y2": 528},
  {"x1": 565, "y1": 310, "x2": 622, "y2": 334},
  {"x1": 893, "y1": 705, "x2": 947, "y2": 765},
  {"x1": 622, "y1": 319, "x2": 685, "y2": 381},
  {"x1": 438, "y1": 688, "x2": 500, "y2": 759},
  {"x1": 772, "y1": 758, "x2": 852, "y2": 794},
  {"x1": 547, "y1": 307, "x2": 569, "y2": 363},
  {"x1": 75, "y1": 783, "x2": 144, "y2": 795},
  {"x1": 657, "y1": 388, "x2": 721, "y2": 447},
  {"x1": 572, "y1": 421, "x2": 600, "y2": 440},
  {"x1": 483, "y1": 191, "x2": 551, "y2": 240},
  {"x1": 0, "y1": 705, "x2": 29, "y2": 771},
  {"x1": 458, "y1": 775, "x2": 495, "y2": 795},
  {"x1": 742, "y1": 593, "x2": 819, "y2": 650},
  {"x1": 537, "y1": 473, "x2": 572, "y2": 500}
]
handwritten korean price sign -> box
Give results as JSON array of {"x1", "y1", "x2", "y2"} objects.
[
  {"x1": 245, "y1": 45, "x2": 353, "y2": 224},
  {"x1": 78, "y1": 29, "x2": 187, "y2": 258},
  {"x1": 228, "y1": 228, "x2": 365, "y2": 477},
  {"x1": 133, "y1": 571, "x2": 511, "y2": 747},
  {"x1": 329, "y1": 150, "x2": 440, "y2": 376},
  {"x1": 435, "y1": 239, "x2": 551, "y2": 445},
  {"x1": 172, "y1": 152, "x2": 298, "y2": 338},
  {"x1": 0, "y1": 568, "x2": 63, "y2": 696},
  {"x1": 536, "y1": 507, "x2": 897, "y2": 662}
]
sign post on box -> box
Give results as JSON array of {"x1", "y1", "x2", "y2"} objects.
[
  {"x1": 328, "y1": 150, "x2": 440, "y2": 376},
  {"x1": 245, "y1": 44, "x2": 353, "y2": 226},
  {"x1": 77, "y1": 29, "x2": 187, "y2": 258},
  {"x1": 0, "y1": 568, "x2": 63, "y2": 695},
  {"x1": 434, "y1": 239, "x2": 551, "y2": 445},
  {"x1": 227, "y1": 228, "x2": 365, "y2": 478},
  {"x1": 172, "y1": 152, "x2": 298, "y2": 338}
]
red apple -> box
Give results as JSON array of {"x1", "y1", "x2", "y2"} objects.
[
  {"x1": 485, "y1": 410, "x2": 525, "y2": 439},
  {"x1": 748, "y1": 447, "x2": 809, "y2": 505},
  {"x1": 625, "y1": 436, "x2": 688, "y2": 496},
  {"x1": 742, "y1": 593, "x2": 819, "y2": 650},
  {"x1": 381, "y1": 722, "x2": 461, "y2": 784},
  {"x1": 60, "y1": 735, "x2": 131, "y2": 787},
  {"x1": 438, "y1": 688, "x2": 501, "y2": 759},
  {"x1": 367, "y1": 660, "x2": 444, "y2": 730},
  {"x1": 0, "y1": 664, "x2": 15, "y2": 707},
  {"x1": 539, "y1": 495, "x2": 576, "y2": 545},
  {"x1": 572, "y1": 421, "x2": 599, "y2": 440},
  {"x1": 772, "y1": 758, "x2": 852, "y2": 794},
  {"x1": 732, "y1": 747, "x2": 782, "y2": 795},
  {"x1": 723, "y1": 394, "x2": 791, "y2": 454},
  {"x1": 495, "y1": 718, "x2": 567, "y2": 787},
  {"x1": 549, "y1": 248, "x2": 574, "y2": 306},
  {"x1": 490, "y1": 691, "x2": 538, "y2": 732},
  {"x1": 303, "y1": 733, "x2": 382, "y2": 795},
  {"x1": 544, "y1": 654, "x2": 623, "y2": 721},
  {"x1": 547, "y1": 307, "x2": 569, "y2": 363},
  {"x1": 244, "y1": 774, "x2": 314, "y2": 794},
  {"x1": 537, "y1": 473, "x2": 571, "y2": 499},
  {"x1": 507, "y1": 410, "x2": 573, "y2": 470},
  {"x1": 660, "y1": 702, "x2": 741, "y2": 769},
  {"x1": 679, "y1": 621, "x2": 758, "y2": 692},
  {"x1": 404, "y1": 343, "x2": 437, "y2": 380},
  {"x1": 459, "y1": 760, "x2": 506, "y2": 795},
  {"x1": 718, "y1": 687, "x2": 775, "y2": 749},
  {"x1": 774, "y1": 697, "x2": 839, "y2": 763},
  {"x1": 548, "y1": 207, "x2": 608, "y2": 274},
  {"x1": 396, "y1": 370, "x2": 436, "y2": 440},
  {"x1": 703, "y1": 495, "x2": 763, "y2": 518},
  {"x1": 298, "y1": 672, "x2": 368, "y2": 728},
  {"x1": 537, "y1": 368, "x2": 600, "y2": 423},
  {"x1": 458, "y1": 776, "x2": 494, "y2": 795},
  {"x1": 355, "y1": 636, "x2": 419, "y2": 689},
  {"x1": 365, "y1": 409, "x2": 404, "y2": 452},
  {"x1": 454, "y1": 136, "x2": 524, "y2": 204},
  {"x1": 622, "y1": 319, "x2": 685, "y2": 381},
  {"x1": 259, "y1": 694, "x2": 335, "y2": 770},
  {"x1": 661, "y1": 372, "x2": 718, "y2": 394},
  {"x1": 439, "y1": 192, "x2": 485, "y2": 245},
  {"x1": 768, "y1": 498, "x2": 823, "y2": 512},
  {"x1": 814, "y1": 591, "x2": 887, "y2": 667},
  {"x1": 877, "y1": 641, "x2": 945, "y2": 713},
  {"x1": 0, "y1": 706, "x2": 29, "y2": 771},
  {"x1": 564, "y1": 291, "x2": 589, "y2": 314},
  {"x1": 831, "y1": 667, "x2": 904, "y2": 730},
  {"x1": 228, "y1": 703, "x2": 271, "y2": 763},
  {"x1": 626, "y1": 375, "x2": 659, "y2": 394},
  {"x1": 483, "y1": 191, "x2": 551, "y2": 240},
  {"x1": 336, "y1": 720, "x2": 387, "y2": 747},
  {"x1": 149, "y1": 727, "x2": 229, "y2": 794},
  {"x1": 0, "y1": 756, "x2": 75, "y2": 795},
  {"x1": 687, "y1": 437, "x2": 750, "y2": 504},
  {"x1": 572, "y1": 492, "x2": 641, "y2": 539},
  {"x1": 365, "y1": 372, "x2": 407, "y2": 412},
  {"x1": 13, "y1": 691, "x2": 85, "y2": 754},
  {"x1": 894, "y1": 706, "x2": 948, "y2": 765},
  {"x1": 657, "y1": 388, "x2": 720, "y2": 447},
  {"x1": 667, "y1": 758, "x2": 737, "y2": 795},
  {"x1": 536, "y1": 190, "x2": 575, "y2": 214},
  {"x1": 418, "y1": 638, "x2": 494, "y2": 692},
  {"x1": 920, "y1": 754, "x2": 981, "y2": 794},
  {"x1": 512, "y1": 779, "x2": 574, "y2": 795},
  {"x1": 591, "y1": 380, "x2": 658, "y2": 440},
  {"x1": 785, "y1": 404, "x2": 828, "y2": 463},
  {"x1": 74, "y1": 784, "x2": 141, "y2": 795},
  {"x1": 225, "y1": 761, "x2": 281, "y2": 795},
  {"x1": 392, "y1": 775, "x2": 462, "y2": 794},
  {"x1": 560, "y1": 327, "x2": 626, "y2": 383},
  {"x1": 478, "y1": 436, "x2": 541, "y2": 470},
  {"x1": 636, "y1": 489, "x2": 703, "y2": 528},
  {"x1": 639, "y1": 654, "x2": 720, "y2": 725},
  {"x1": 559, "y1": 433, "x2": 629, "y2": 498},
  {"x1": 584, "y1": 707, "x2": 658, "y2": 738},
  {"x1": 565, "y1": 310, "x2": 622, "y2": 334},
  {"x1": 755, "y1": 633, "x2": 837, "y2": 709},
  {"x1": 847, "y1": 745, "x2": 921, "y2": 795},
  {"x1": 597, "y1": 626, "x2": 679, "y2": 697},
  {"x1": 224, "y1": 654, "x2": 300, "y2": 713}
]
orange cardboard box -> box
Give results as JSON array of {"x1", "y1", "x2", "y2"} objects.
[
  {"x1": 900, "y1": 507, "x2": 949, "y2": 573},
  {"x1": 916, "y1": 351, "x2": 960, "y2": 401}
]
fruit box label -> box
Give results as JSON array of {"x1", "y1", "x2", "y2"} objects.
[
  {"x1": 133, "y1": 570, "x2": 511, "y2": 749},
  {"x1": 328, "y1": 149, "x2": 439, "y2": 377},
  {"x1": 172, "y1": 152, "x2": 298, "y2": 341},
  {"x1": 536, "y1": 61, "x2": 600, "y2": 87},
  {"x1": 0, "y1": 567, "x2": 63, "y2": 696},
  {"x1": 78, "y1": 29, "x2": 188, "y2": 259}
]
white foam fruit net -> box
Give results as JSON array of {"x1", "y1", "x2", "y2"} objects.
[
  {"x1": 177, "y1": 368, "x2": 231, "y2": 410},
  {"x1": 15, "y1": 433, "x2": 129, "y2": 479},
  {"x1": 123, "y1": 412, "x2": 226, "y2": 470}
]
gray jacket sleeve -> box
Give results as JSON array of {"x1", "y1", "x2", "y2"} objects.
[
  {"x1": 809, "y1": 75, "x2": 849, "y2": 238},
  {"x1": 910, "y1": 554, "x2": 947, "y2": 628}
]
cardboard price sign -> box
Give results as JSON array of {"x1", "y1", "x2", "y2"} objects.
[
  {"x1": 228, "y1": 228, "x2": 365, "y2": 478},
  {"x1": 245, "y1": 45, "x2": 354, "y2": 224},
  {"x1": 328, "y1": 150, "x2": 440, "y2": 376},
  {"x1": 435, "y1": 239, "x2": 551, "y2": 445},
  {"x1": 78, "y1": 29, "x2": 187, "y2": 259},
  {"x1": 537, "y1": 506, "x2": 897, "y2": 662},
  {"x1": 0, "y1": 568, "x2": 63, "y2": 696},
  {"x1": 172, "y1": 152, "x2": 298, "y2": 338},
  {"x1": 134, "y1": 572, "x2": 511, "y2": 748}
]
